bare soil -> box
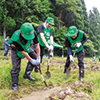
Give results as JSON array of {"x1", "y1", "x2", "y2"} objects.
[
  {"x1": 20, "y1": 81, "x2": 92, "y2": 100},
  {"x1": 20, "y1": 87, "x2": 60, "y2": 100}
]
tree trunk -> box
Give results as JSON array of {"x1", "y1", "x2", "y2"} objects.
[
  {"x1": 22, "y1": 11, "x2": 24, "y2": 20},
  {"x1": 58, "y1": 10, "x2": 63, "y2": 29},
  {"x1": 3, "y1": 26, "x2": 6, "y2": 38},
  {"x1": 3, "y1": 0, "x2": 6, "y2": 38}
]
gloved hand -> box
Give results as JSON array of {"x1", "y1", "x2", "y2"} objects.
[
  {"x1": 46, "y1": 45, "x2": 53, "y2": 51},
  {"x1": 69, "y1": 55, "x2": 74, "y2": 62},
  {"x1": 36, "y1": 57, "x2": 41, "y2": 65},
  {"x1": 50, "y1": 45, "x2": 53, "y2": 51},
  {"x1": 30, "y1": 59, "x2": 37, "y2": 65},
  {"x1": 30, "y1": 58, "x2": 40, "y2": 66},
  {"x1": 75, "y1": 42, "x2": 82, "y2": 48},
  {"x1": 46, "y1": 45, "x2": 50, "y2": 51}
]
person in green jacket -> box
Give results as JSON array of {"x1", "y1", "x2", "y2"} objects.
[
  {"x1": 37, "y1": 17, "x2": 54, "y2": 63},
  {"x1": 64, "y1": 26, "x2": 87, "y2": 81},
  {"x1": 92, "y1": 55, "x2": 96, "y2": 62},
  {"x1": 8, "y1": 23, "x2": 41, "y2": 91}
]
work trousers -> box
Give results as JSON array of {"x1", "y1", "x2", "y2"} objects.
[
  {"x1": 40, "y1": 45, "x2": 45, "y2": 63},
  {"x1": 10, "y1": 48, "x2": 37, "y2": 78},
  {"x1": 65, "y1": 49, "x2": 84, "y2": 70},
  {"x1": 4, "y1": 45, "x2": 9, "y2": 56}
]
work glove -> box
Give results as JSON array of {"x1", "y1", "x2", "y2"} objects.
[
  {"x1": 30, "y1": 59, "x2": 37, "y2": 65},
  {"x1": 30, "y1": 57, "x2": 41, "y2": 66},
  {"x1": 50, "y1": 45, "x2": 53, "y2": 51},
  {"x1": 46, "y1": 45, "x2": 53, "y2": 51},
  {"x1": 36, "y1": 57, "x2": 41, "y2": 65},
  {"x1": 69, "y1": 55, "x2": 74, "y2": 62},
  {"x1": 75, "y1": 42, "x2": 82, "y2": 48}
]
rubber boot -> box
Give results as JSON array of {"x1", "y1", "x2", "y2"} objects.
[
  {"x1": 34, "y1": 66, "x2": 39, "y2": 73},
  {"x1": 79, "y1": 70, "x2": 84, "y2": 81},
  {"x1": 12, "y1": 77, "x2": 18, "y2": 91},
  {"x1": 63, "y1": 68, "x2": 67, "y2": 73},
  {"x1": 64, "y1": 65, "x2": 70, "y2": 74},
  {"x1": 64, "y1": 59, "x2": 70, "y2": 74},
  {"x1": 23, "y1": 63, "x2": 35, "y2": 81}
]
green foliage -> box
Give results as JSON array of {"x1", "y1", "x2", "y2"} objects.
[
  {"x1": 88, "y1": 7, "x2": 100, "y2": 55},
  {"x1": 84, "y1": 39, "x2": 98, "y2": 56},
  {"x1": 23, "y1": 0, "x2": 51, "y2": 23},
  {"x1": 31, "y1": 22, "x2": 40, "y2": 30},
  {"x1": 2, "y1": 17, "x2": 16, "y2": 27},
  {"x1": 80, "y1": 0, "x2": 90, "y2": 33},
  {"x1": 53, "y1": 26, "x2": 67, "y2": 55},
  {"x1": 0, "y1": 0, "x2": 24, "y2": 37},
  {"x1": 0, "y1": 36, "x2": 4, "y2": 50},
  {"x1": 0, "y1": 0, "x2": 99, "y2": 56}
]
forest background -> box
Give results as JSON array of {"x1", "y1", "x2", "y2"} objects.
[{"x1": 0, "y1": 0, "x2": 99, "y2": 57}]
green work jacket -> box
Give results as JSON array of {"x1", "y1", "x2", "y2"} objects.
[
  {"x1": 38, "y1": 24, "x2": 52, "y2": 47},
  {"x1": 8, "y1": 30, "x2": 33, "y2": 58},
  {"x1": 66, "y1": 30, "x2": 84, "y2": 53}
]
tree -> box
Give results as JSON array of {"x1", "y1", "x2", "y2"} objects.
[
  {"x1": 22, "y1": 0, "x2": 51, "y2": 24},
  {"x1": 0, "y1": 0, "x2": 23, "y2": 38},
  {"x1": 53, "y1": 0, "x2": 83, "y2": 29},
  {"x1": 88, "y1": 7, "x2": 100, "y2": 55},
  {"x1": 80, "y1": 0, "x2": 90, "y2": 33}
]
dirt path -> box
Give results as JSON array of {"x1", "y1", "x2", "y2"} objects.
[{"x1": 20, "y1": 87, "x2": 59, "y2": 100}]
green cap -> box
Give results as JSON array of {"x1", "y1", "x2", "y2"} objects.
[
  {"x1": 6, "y1": 36, "x2": 9, "y2": 38},
  {"x1": 21, "y1": 23, "x2": 35, "y2": 40},
  {"x1": 68, "y1": 26, "x2": 77, "y2": 36},
  {"x1": 46, "y1": 17, "x2": 54, "y2": 25}
]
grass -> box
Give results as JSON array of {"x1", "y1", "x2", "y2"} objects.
[{"x1": 0, "y1": 53, "x2": 100, "y2": 100}]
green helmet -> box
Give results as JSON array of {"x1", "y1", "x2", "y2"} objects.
[
  {"x1": 46, "y1": 17, "x2": 54, "y2": 25},
  {"x1": 68, "y1": 26, "x2": 77, "y2": 36},
  {"x1": 21, "y1": 22, "x2": 35, "y2": 40}
]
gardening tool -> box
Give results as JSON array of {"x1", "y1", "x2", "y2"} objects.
[
  {"x1": 66, "y1": 48, "x2": 77, "y2": 78},
  {"x1": 36, "y1": 65, "x2": 47, "y2": 87},
  {"x1": 45, "y1": 51, "x2": 51, "y2": 79}
]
